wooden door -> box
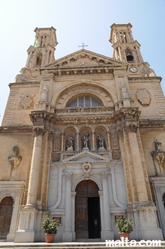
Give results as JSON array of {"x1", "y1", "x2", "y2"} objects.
[
  {"x1": 0, "y1": 197, "x2": 13, "y2": 239},
  {"x1": 75, "y1": 180, "x2": 100, "y2": 239}
]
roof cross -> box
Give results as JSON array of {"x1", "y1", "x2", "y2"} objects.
[{"x1": 78, "y1": 43, "x2": 88, "y2": 49}]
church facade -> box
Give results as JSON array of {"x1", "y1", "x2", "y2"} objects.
[{"x1": 0, "y1": 23, "x2": 165, "y2": 242}]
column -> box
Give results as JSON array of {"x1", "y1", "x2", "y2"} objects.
[
  {"x1": 26, "y1": 127, "x2": 44, "y2": 207},
  {"x1": 7, "y1": 193, "x2": 21, "y2": 241},
  {"x1": 76, "y1": 132, "x2": 79, "y2": 152},
  {"x1": 118, "y1": 47, "x2": 122, "y2": 61},
  {"x1": 98, "y1": 191, "x2": 104, "y2": 240},
  {"x1": 91, "y1": 131, "x2": 95, "y2": 151},
  {"x1": 62, "y1": 173, "x2": 73, "y2": 242},
  {"x1": 127, "y1": 127, "x2": 148, "y2": 202},
  {"x1": 61, "y1": 132, "x2": 64, "y2": 151},
  {"x1": 151, "y1": 181, "x2": 165, "y2": 237},
  {"x1": 101, "y1": 172, "x2": 114, "y2": 240},
  {"x1": 106, "y1": 131, "x2": 111, "y2": 150},
  {"x1": 71, "y1": 192, "x2": 76, "y2": 241}
]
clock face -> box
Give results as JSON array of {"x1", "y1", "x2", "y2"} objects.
[{"x1": 129, "y1": 67, "x2": 138, "y2": 73}]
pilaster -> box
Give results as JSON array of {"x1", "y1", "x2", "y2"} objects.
[
  {"x1": 115, "y1": 107, "x2": 163, "y2": 240},
  {"x1": 62, "y1": 172, "x2": 73, "y2": 242},
  {"x1": 101, "y1": 170, "x2": 114, "y2": 240}
]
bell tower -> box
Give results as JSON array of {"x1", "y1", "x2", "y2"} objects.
[
  {"x1": 109, "y1": 23, "x2": 143, "y2": 64},
  {"x1": 25, "y1": 26, "x2": 58, "y2": 68}
]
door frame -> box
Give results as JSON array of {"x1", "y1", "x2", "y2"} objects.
[{"x1": 72, "y1": 177, "x2": 103, "y2": 240}]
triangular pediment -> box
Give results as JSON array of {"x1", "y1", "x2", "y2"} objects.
[
  {"x1": 62, "y1": 150, "x2": 109, "y2": 163},
  {"x1": 46, "y1": 49, "x2": 124, "y2": 69}
]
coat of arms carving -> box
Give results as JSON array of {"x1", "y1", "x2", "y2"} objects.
[
  {"x1": 136, "y1": 88, "x2": 151, "y2": 106},
  {"x1": 82, "y1": 162, "x2": 91, "y2": 173},
  {"x1": 18, "y1": 95, "x2": 34, "y2": 109}
]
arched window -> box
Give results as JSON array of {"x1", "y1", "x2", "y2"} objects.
[
  {"x1": 67, "y1": 96, "x2": 103, "y2": 108},
  {"x1": 36, "y1": 53, "x2": 42, "y2": 66}
]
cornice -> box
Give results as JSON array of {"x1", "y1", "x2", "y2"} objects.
[
  {"x1": 139, "y1": 119, "x2": 165, "y2": 129},
  {"x1": 128, "y1": 76, "x2": 162, "y2": 82},
  {"x1": 0, "y1": 125, "x2": 33, "y2": 133},
  {"x1": 9, "y1": 81, "x2": 40, "y2": 87}
]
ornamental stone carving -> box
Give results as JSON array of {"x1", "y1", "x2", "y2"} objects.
[
  {"x1": 136, "y1": 88, "x2": 151, "y2": 106},
  {"x1": 8, "y1": 145, "x2": 22, "y2": 169},
  {"x1": 125, "y1": 121, "x2": 139, "y2": 133},
  {"x1": 114, "y1": 107, "x2": 141, "y2": 121},
  {"x1": 18, "y1": 95, "x2": 34, "y2": 110},
  {"x1": 82, "y1": 162, "x2": 91, "y2": 173}
]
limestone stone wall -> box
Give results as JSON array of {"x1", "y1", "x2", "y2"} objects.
[
  {"x1": 140, "y1": 129, "x2": 165, "y2": 176},
  {"x1": 2, "y1": 82, "x2": 40, "y2": 126},
  {"x1": 0, "y1": 131, "x2": 32, "y2": 182},
  {"x1": 129, "y1": 77, "x2": 165, "y2": 119}
]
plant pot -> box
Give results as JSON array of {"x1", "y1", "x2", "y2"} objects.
[
  {"x1": 119, "y1": 232, "x2": 130, "y2": 240},
  {"x1": 45, "y1": 233, "x2": 55, "y2": 243}
]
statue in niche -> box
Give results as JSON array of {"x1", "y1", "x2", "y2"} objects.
[
  {"x1": 82, "y1": 133, "x2": 89, "y2": 151},
  {"x1": 8, "y1": 145, "x2": 22, "y2": 169},
  {"x1": 98, "y1": 134, "x2": 105, "y2": 151},
  {"x1": 40, "y1": 86, "x2": 48, "y2": 102},
  {"x1": 66, "y1": 135, "x2": 74, "y2": 151},
  {"x1": 151, "y1": 139, "x2": 165, "y2": 176},
  {"x1": 154, "y1": 139, "x2": 162, "y2": 151}
]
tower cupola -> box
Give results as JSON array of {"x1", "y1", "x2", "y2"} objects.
[
  {"x1": 25, "y1": 26, "x2": 58, "y2": 69},
  {"x1": 109, "y1": 23, "x2": 143, "y2": 64}
]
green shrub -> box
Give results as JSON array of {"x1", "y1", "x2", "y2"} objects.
[
  {"x1": 41, "y1": 216, "x2": 58, "y2": 234},
  {"x1": 116, "y1": 218, "x2": 133, "y2": 233}
]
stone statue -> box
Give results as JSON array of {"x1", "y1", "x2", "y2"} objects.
[
  {"x1": 98, "y1": 134, "x2": 105, "y2": 151},
  {"x1": 40, "y1": 86, "x2": 48, "y2": 102},
  {"x1": 154, "y1": 139, "x2": 162, "y2": 151},
  {"x1": 8, "y1": 145, "x2": 22, "y2": 169},
  {"x1": 83, "y1": 133, "x2": 89, "y2": 150},
  {"x1": 66, "y1": 136, "x2": 74, "y2": 151},
  {"x1": 151, "y1": 139, "x2": 165, "y2": 176}
]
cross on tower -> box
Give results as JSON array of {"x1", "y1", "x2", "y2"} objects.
[{"x1": 78, "y1": 43, "x2": 88, "y2": 49}]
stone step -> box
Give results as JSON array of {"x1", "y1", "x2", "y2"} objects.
[{"x1": 0, "y1": 242, "x2": 165, "y2": 249}]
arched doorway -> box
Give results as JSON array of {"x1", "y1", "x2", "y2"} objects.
[
  {"x1": 75, "y1": 180, "x2": 101, "y2": 239},
  {"x1": 0, "y1": 197, "x2": 14, "y2": 239}
]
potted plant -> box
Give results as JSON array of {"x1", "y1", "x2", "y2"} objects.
[
  {"x1": 41, "y1": 216, "x2": 59, "y2": 243},
  {"x1": 116, "y1": 217, "x2": 133, "y2": 240}
]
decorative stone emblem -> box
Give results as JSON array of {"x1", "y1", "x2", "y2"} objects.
[
  {"x1": 8, "y1": 145, "x2": 22, "y2": 169},
  {"x1": 82, "y1": 162, "x2": 91, "y2": 173},
  {"x1": 18, "y1": 95, "x2": 34, "y2": 109},
  {"x1": 136, "y1": 88, "x2": 151, "y2": 106}
]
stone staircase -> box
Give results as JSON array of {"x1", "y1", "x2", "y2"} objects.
[{"x1": 0, "y1": 241, "x2": 165, "y2": 249}]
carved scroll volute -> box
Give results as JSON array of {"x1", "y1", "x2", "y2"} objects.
[{"x1": 151, "y1": 139, "x2": 165, "y2": 176}]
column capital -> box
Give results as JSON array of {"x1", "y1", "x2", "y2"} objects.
[
  {"x1": 30, "y1": 110, "x2": 55, "y2": 126},
  {"x1": 125, "y1": 121, "x2": 139, "y2": 133},
  {"x1": 114, "y1": 107, "x2": 141, "y2": 121},
  {"x1": 33, "y1": 127, "x2": 46, "y2": 137}
]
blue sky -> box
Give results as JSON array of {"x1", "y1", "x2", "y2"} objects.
[{"x1": 0, "y1": 0, "x2": 165, "y2": 124}]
